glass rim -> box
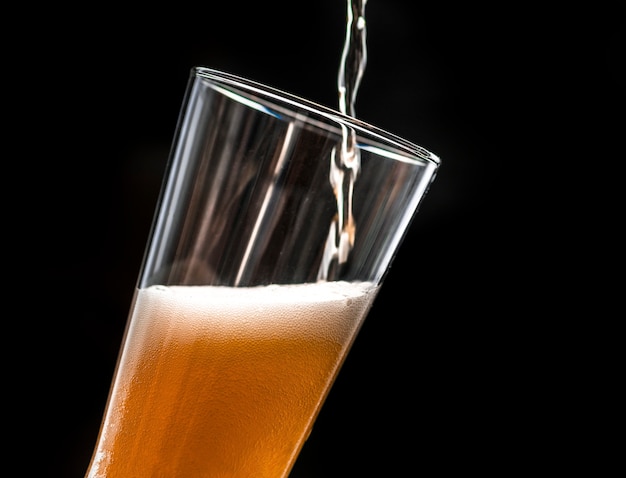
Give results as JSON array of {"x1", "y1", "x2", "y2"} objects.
[{"x1": 193, "y1": 67, "x2": 441, "y2": 166}]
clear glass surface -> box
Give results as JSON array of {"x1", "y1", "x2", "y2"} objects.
[{"x1": 84, "y1": 67, "x2": 440, "y2": 478}]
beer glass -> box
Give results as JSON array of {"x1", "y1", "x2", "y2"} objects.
[{"x1": 84, "y1": 67, "x2": 440, "y2": 478}]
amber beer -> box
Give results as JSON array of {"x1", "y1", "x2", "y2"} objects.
[{"x1": 85, "y1": 281, "x2": 378, "y2": 478}]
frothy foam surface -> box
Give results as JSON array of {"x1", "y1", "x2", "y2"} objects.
[{"x1": 131, "y1": 281, "x2": 378, "y2": 341}]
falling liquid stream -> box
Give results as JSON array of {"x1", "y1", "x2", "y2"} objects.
[{"x1": 318, "y1": 0, "x2": 368, "y2": 281}]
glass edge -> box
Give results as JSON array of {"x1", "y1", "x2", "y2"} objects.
[{"x1": 192, "y1": 67, "x2": 441, "y2": 166}]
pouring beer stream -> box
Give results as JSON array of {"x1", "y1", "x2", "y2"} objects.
[{"x1": 319, "y1": 0, "x2": 368, "y2": 281}]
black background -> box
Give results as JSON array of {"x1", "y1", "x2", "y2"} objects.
[{"x1": 13, "y1": 1, "x2": 623, "y2": 476}]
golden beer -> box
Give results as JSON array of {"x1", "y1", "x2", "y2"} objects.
[{"x1": 86, "y1": 281, "x2": 378, "y2": 478}]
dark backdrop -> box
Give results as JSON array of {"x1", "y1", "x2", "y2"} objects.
[{"x1": 14, "y1": 1, "x2": 623, "y2": 476}]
